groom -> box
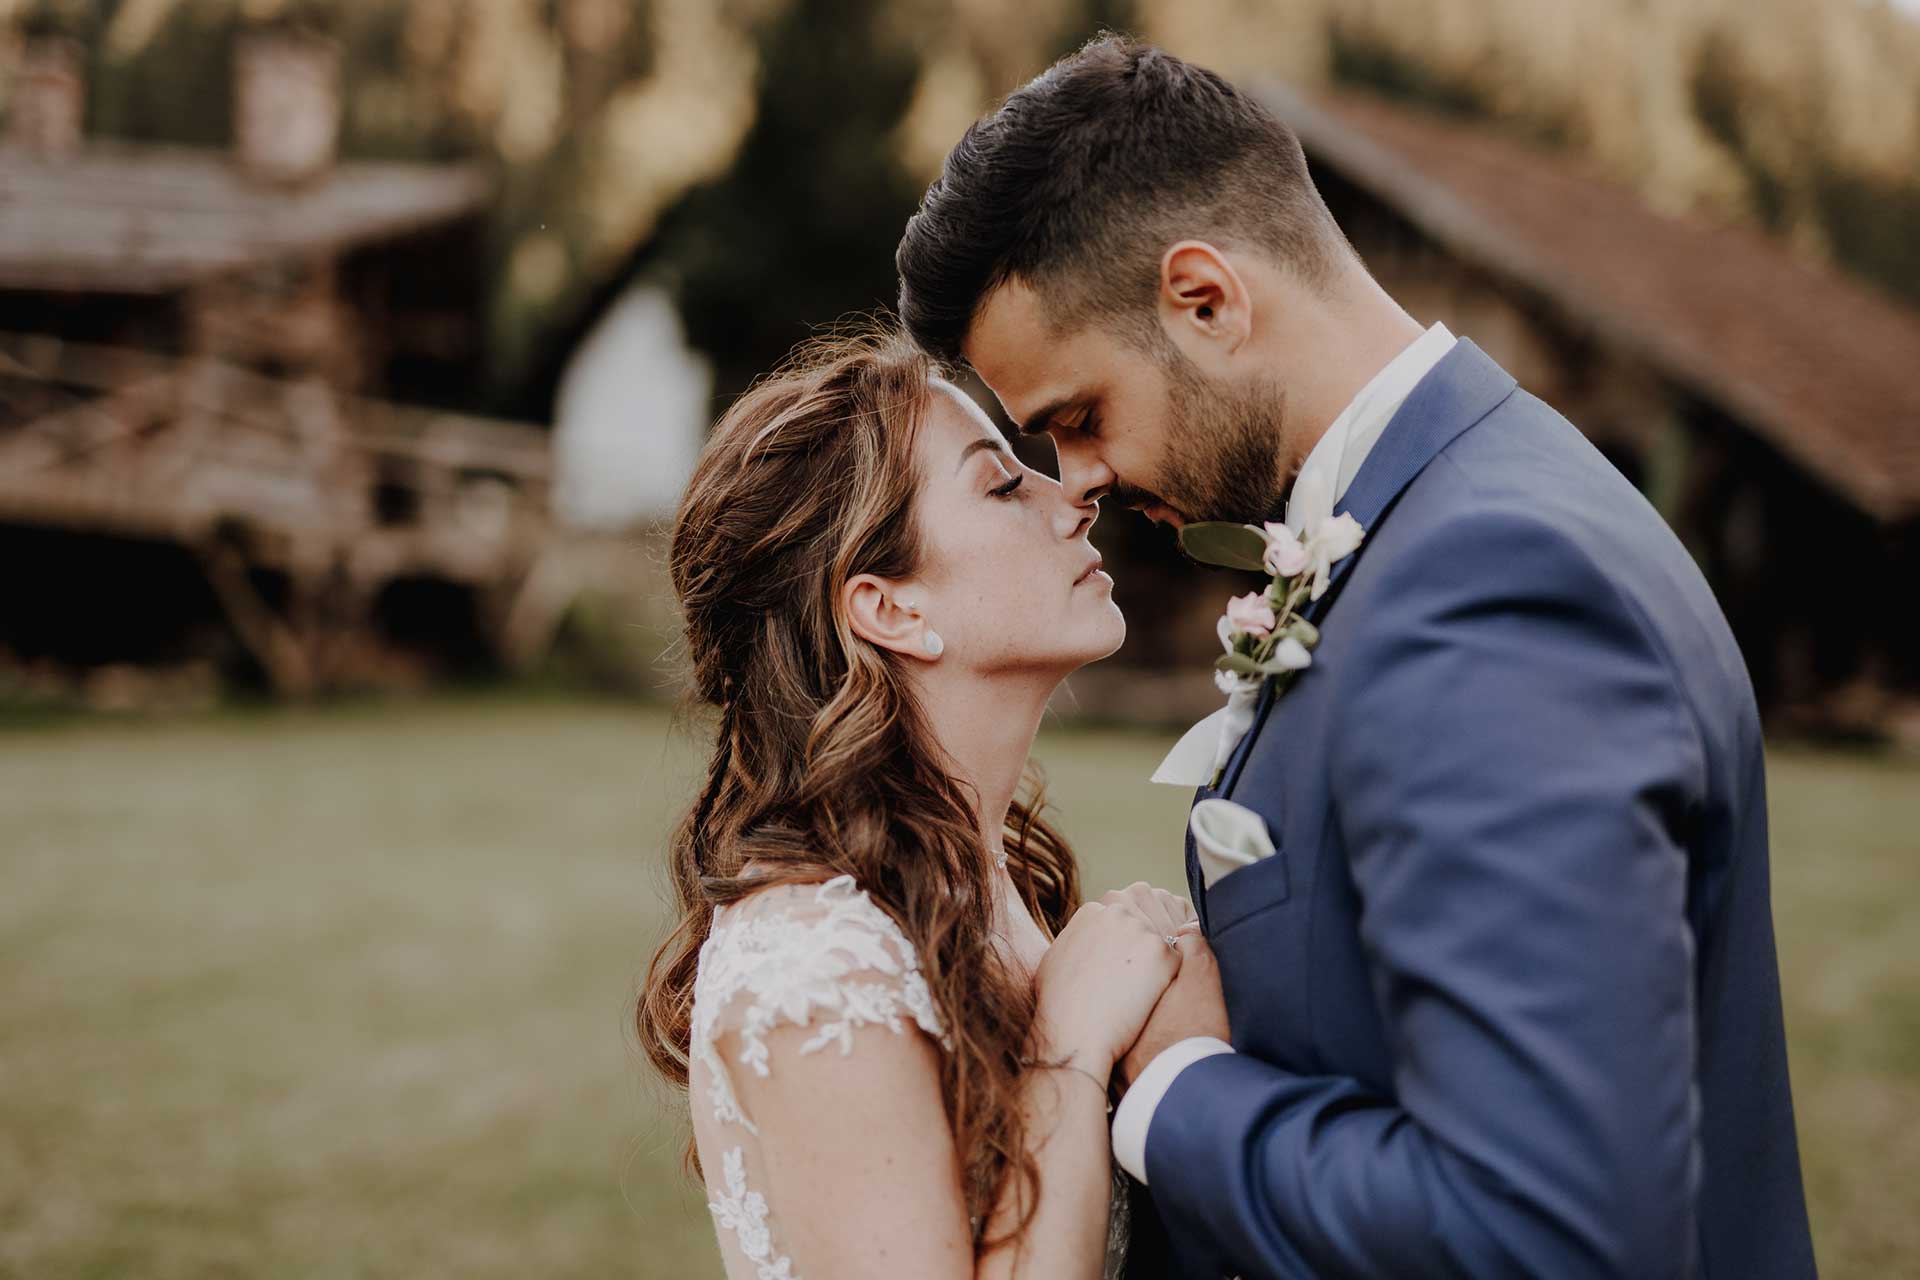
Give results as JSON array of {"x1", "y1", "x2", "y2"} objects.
[{"x1": 897, "y1": 36, "x2": 1815, "y2": 1280}]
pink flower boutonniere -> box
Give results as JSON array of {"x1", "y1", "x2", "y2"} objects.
[{"x1": 1151, "y1": 510, "x2": 1367, "y2": 788}]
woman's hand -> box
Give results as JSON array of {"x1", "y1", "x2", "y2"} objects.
[
  {"x1": 1033, "y1": 884, "x2": 1192, "y2": 1076},
  {"x1": 1119, "y1": 927, "x2": 1229, "y2": 1087},
  {"x1": 1105, "y1": 880, "x2": 1199, "y2": 942}
]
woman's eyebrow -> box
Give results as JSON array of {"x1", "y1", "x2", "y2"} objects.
[{"x1": 954, "y1": 437, "x2": 1011, "y2": 474}]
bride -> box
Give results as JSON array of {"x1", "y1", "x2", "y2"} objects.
[{"x1": 638, "y1": 328, "x2": 1219, "y2": 1278}]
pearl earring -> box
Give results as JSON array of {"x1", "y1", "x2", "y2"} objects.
[{"x1": 923, "y1": 630, "x2": 944, "y2": 658}]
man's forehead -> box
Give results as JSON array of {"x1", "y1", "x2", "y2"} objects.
[{"x1": 963, "y1": 278, "x2": 1094, "y2": 424}]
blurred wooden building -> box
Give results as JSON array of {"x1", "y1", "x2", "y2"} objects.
[
  {"x1": 1264, "y1": 83, "x2": 1920, "y2": 733},
  {"x1": 0, "y1": 24, "x2": 584, "y2": 699}
]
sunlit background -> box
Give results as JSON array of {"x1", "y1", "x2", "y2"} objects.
[{"x1": 1, "y1": 1, "x2": 1915, "y2": 1276}]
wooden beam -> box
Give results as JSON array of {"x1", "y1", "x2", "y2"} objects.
[{"x1": 196, "y1": 541, "x2": 316, "y2": 697}]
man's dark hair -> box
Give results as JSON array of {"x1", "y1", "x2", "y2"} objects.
[{"x1": 896, "y1": 35, "x2": 1350, "y2": 368}]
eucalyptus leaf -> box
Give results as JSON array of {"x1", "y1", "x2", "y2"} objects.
[
  {"x1": 1287, "y1": 618, "x2": 1320, "y2": 648},
  {"x1": 1216, "y1": 652, "x2": 1262, "y2": 676},
  {"x1": 1179, "y1": 522, "x2": 1271, "y2": 573}
]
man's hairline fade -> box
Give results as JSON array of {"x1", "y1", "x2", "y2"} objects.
[
  {"x1": 897, "y1": 35, "x2": 1353, "y2": 372},
  {"x1": 952, "y1": 230, "x2": 1343, "y2": 395}
]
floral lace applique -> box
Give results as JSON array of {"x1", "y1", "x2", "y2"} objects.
[
  {"x1": 708, "y1": 1146, "x2": 794, "y2": 1280},
  {"x1": 692, "y1": 875, "x2": 947, "y2": 1133},
  {"x1": 691, "y1": 876, "x2": 949, "y2": 1280}
]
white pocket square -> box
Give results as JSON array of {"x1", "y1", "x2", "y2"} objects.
[{"x1": 1189, "y1": 798, "x2": 1276, "y2": 890}]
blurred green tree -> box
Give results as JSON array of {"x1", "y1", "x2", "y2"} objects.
[{"x1": 643, "y1": 0, "x2": 929, "y2": 400}]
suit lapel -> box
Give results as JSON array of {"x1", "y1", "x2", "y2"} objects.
[
  {"x1": 1322, "y1": 339, "x2": 1516, "y2": 571},
  {"x1": 1214, "y1": 340, "x2": 1517, "y2": 800}
]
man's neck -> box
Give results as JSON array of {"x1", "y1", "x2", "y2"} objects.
[{"x1": 1271, "y1": 274, "x2": 1427, "y2": 482}]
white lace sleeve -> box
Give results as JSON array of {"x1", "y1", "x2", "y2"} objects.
[{"x1": 689, "y1": 875, "x2": 948, "y2": 1280}]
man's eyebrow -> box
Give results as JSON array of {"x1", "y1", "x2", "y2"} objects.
[
  {"x1": 954, "y1": 437, "x2": 1010, "y2": 473},
  {"x1": 1014, "y1": 395, "x2": 1081, "y2": 438}
]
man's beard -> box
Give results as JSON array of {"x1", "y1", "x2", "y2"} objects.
[{"x1": 1148, "y1": 344, "x2": 1289, "y2": 525}]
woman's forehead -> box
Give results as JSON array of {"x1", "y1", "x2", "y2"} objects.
[{"x1": 925, "y1": 377, "x2": 1006, "y2": 448}]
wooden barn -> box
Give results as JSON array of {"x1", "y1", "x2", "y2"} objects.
[
  {"x1": 1265, "y1": 83, "x2": 1920, "y2": 733},
  {"x1": 0, "y1": 24, "x2": 587, "y2": 701}
]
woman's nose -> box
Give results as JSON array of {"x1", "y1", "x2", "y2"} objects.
[
  {"x1": 1068, "y1": 502, "x2": 1097, "y2": 542},
  {"x1": 1051, "y1": 481, "x2": 1099, "y2": 541}
]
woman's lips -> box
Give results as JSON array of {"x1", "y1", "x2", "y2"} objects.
[{"x1": 1074, "y1": 557, "x2": 1110, "y2": 587}]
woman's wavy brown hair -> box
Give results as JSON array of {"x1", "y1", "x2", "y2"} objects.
[{"x1": 636, "y1": 326, "x2": 1082, "y2": 1247}]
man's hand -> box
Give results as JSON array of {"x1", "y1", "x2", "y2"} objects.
[{"x1": 1118, "y1": 927, "x2": 1229, "y2": 1088}]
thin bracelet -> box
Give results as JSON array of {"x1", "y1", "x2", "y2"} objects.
[{"x1": 1019, "y1": 1057, "x2": 1114, "y2": 1114}]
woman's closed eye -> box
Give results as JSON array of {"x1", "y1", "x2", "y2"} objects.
[{"x1": 989, "y1": 472, "x2": 1025, "y2": 500}]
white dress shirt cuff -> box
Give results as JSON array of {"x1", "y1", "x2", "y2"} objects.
[{"x1": 1111, "y1": 1036, "x2": 1236, "y2": 1183}]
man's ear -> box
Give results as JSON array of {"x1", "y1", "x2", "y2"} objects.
[
  {"x1": 1158, "y1": 240, "x2": 1253, "y2": 357},
  {"x1": 844, "y1": 574, "x2": 937, "y2": 661}
]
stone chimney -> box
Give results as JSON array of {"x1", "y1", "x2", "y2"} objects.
[
  {"x1": 232, "y1": 24, "x2": 342, "y2": 187},
  {"x1": 6, "y1": 34, "x2": 86, "y2": 158}
]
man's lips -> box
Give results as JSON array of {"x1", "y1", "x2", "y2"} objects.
[
  {"x1": 1112, "y1": 480, "x2": 1186, "y2": 528},
  {"x1": 1135, "y1": 500, "x2": 1187, "y2": 529}
]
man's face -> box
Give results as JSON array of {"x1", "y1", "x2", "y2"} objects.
[{"x1": 963, "y1": 277, "x2": 1289, "y2": 530}]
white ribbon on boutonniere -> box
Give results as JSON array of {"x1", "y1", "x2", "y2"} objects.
[{"x1": 1151, "y1": 500, "x2": 1366, "y2": 788}]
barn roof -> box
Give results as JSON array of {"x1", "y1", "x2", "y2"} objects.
[
  {"x1": 0, "y1": 143, "x2": 490, "y2": 295},
  {"x1": 1264, "y1": 84, "x2": 1920, "y2": 524}
]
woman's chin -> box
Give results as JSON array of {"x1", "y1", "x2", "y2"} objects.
[
  {"x1": 986, "y1": 605, "x2": 1125, "y2": 679},
  {"x1": 1071, "y1": 608, "x2": 1128, "y2": 667},
  {"x1": 1100, "y1": 611, "x2": 1127, "y2": 660}
]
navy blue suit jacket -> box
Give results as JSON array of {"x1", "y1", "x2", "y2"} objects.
[{"x1": 1140, "y1": 341, "x2": 1815, "y2": 1279}]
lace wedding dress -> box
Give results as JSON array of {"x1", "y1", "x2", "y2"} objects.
[{"x1": 688, "y1": 876, "x2": 1129, "y2": 1279}]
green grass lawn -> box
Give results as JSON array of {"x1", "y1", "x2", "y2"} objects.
[{"x1": 0, "y1": 694, "x2": 1914, "y2": 1277}]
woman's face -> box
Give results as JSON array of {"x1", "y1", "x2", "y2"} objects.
[{"x1": 906, "y1": 379, "x2": 1125, "y2": 677}]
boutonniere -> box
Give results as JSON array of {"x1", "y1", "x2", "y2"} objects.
[{"x1": 1151, "y1": 508, "x2": 1366, "y2": 788}]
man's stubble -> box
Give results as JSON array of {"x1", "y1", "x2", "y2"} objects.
[{"x1": 1154, "y1": 340, "x2": 1294, "y2": 526}]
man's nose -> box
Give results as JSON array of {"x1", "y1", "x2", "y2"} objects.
[{"x1": 1055, "y1": 437, "x2": 1113, "y2": 508}]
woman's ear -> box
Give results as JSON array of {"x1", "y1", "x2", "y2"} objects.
[{"x1": 844, "y1": 575, "x2": 940, "y2": 661}]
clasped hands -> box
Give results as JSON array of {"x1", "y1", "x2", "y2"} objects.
[
  {"x1": 1033, "y1": 881, "x2": 1230, "y2": 1100},
  {"x1": 1112, "y1": 883, "x2": 1229, "y2": 1090}
]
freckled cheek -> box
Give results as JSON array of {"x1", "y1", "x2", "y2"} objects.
[{"x1": 952, "y1": 536, "x2": 1058, "y2": 642}]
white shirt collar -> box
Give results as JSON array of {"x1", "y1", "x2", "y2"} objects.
[{"x1": 1285, "y1": 322, "x2": 1456, "y2": 528}]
